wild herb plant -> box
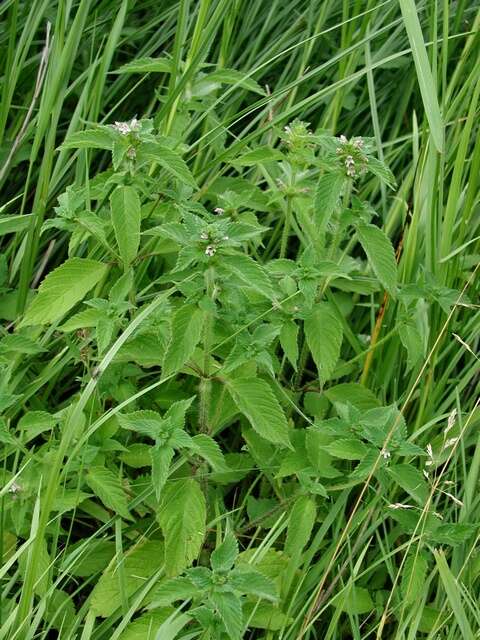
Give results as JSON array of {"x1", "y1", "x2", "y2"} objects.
[{"x1": 0, "y1": 2, "x2": 479, "y2": 639}]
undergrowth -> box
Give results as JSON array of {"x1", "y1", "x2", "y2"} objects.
[{"x1": 0, "y1": 1, "x2": 479, "y2": 639}]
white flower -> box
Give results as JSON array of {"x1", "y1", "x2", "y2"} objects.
[
  {"x1": 200, "y1": 232, "x2": 209, "y2": 240},
  {"x1": 339, "y1": 134, "x2": 348, "y2": 144},
  {"x1": 113, "y1": 118, "x2": 140, "y2": 135},
  {"x1": 205, "y1": 245, "x2": 216, "y2": 257},
  {"x1": 214, "y1": 207, "x2": 224, "y2": 215},
  {"x1": 8, "y1": 481, "x2": 21, "y2": 495},
  {"x1": 381, "y1": 448, "x2": 391, "y2": 460}
]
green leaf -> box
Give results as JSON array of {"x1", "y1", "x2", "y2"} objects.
[
  {"x1": 118, "y1": 410, "x2": 163, "y2": 438},
  {"x1": 231, "y1": 147, "x2": 284, "y2": 166},
  {"x1": 118, "y1": 610, "x2": 175, "y2": 640},
  {"x1": 114, "y1": 57, "x2": 173, "y2": 74},
  {"x1": 0, "y1": 214, "x2": 32, "y2": 236},
  {"x1": 398, "y1": 0, "x2": 443, "y2": 152},
  {"x1": 163, "y1": 304, "x2": 205, "y2": 376},
  {"x1": 85, "y1": 466, "x2": 131, "y2": 520},
  {"x1": 357, "y1": 223, "x2": 397, "y2": 296},
  {"x1": 200, "y1": 68, "x2": 264, "y2": 94},
  {"x1": 157, "y1": 478, "x2": 206, "y2": 576},
  {"x1": 434, "y1": 549, "x2": 473, "y2": 639},
  {"x1": 59, "y1": 308, "x2": 102, "y2": 331},
  {"x1": 139, "y1": 142, "x2": 197, "y2": 188},
  {"x1": 110, "y1": 185, "x2": 141, "y2": 267},
  {"x1": 209, "y1": 590, "x2": 243, "y2": 640},
  {"x1": 0, "y1": 334, "x2": 45, "y2": 355},
  {"x1": 61, "y1": 127, "x2": 114, "y2": 150},
  {"x1": 325, "y1": 438, "x2": 368, "y2": 460},
  {"x1": 230, "y1": 568, "x2": 277, "y2": 601},
  {"x1": 148, "y1": 576, "x2": 199, "y2": 607},
  {"x1": 90, "y1": 540, "x2": 164, "y2": 617},
  {"x1": 285, "y1": 495, "x2": 317, "y2": 557},
  {"x1": 387, "y1": 464, "x2": 429, "y2": 505},
  {"x1": 150, "y1": 446, "x2": 174, "y2": 499},
  {"x1": 333, "y1": 585, "x2": 374, "y2": 614},
  {"x1": 280, "y1": 320, "x2": 299, "y2": 371},
  {"x1": 314, "y1": 172, "x2": 345, "y2": 245},
  {"x1": 304, "y1": 302, "x2": 343, "y2": 382},
  {"x1": 221, "y1": 253, "x2": 276, "y2": 300},
  {"x1": 324, "y1": 383, "x2": 380, "y2": 411},
  {"x1": 401, "y1": 551, "x2": 428, "y2": 604},
  {"x1": 21, "y1": 258, "x2": 108, "y2": 326},
  {"x1": 211, "y1": 533, "x2": 238, "y2": 572},
  {"x1": 191, "y1": 434, "x2": 226, "y2": 471},
  {"x1": 228, "y1": 377, "x2": 291, "y2": 448},
  {"x1": 243, "y1": 602, "x2": 291, "y2": 630}
]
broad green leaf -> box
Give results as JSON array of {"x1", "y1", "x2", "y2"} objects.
[
  {"x1": 69, "y1": 540, "x2": 116, "y2": 577},
  {"x1": 90, "y1": 540, "x2": 164, "y2": 617},
  {"x1": 61, "y1": 127, "x2": 114, "y2": 150},
  {"x1": 304, "y1": 302, "x2": 343, "y2": 382},
  {"x1": 325, "y1": 438, "x2": 368, "y2": 460},
  {"x1": 157, "y1": 478, "x2": 206, "y2": 576},
  {"x1": 139, "y1": 142, "x2": 197, "y2": 188},
  {"x1": 401, "y1": 552, "x2": 428, "y2": 604},
  {"x1": 200, "y1": 68, "x2": 264, "y2": 94},
  {"x1": 228, "y1": 377, "x2": 291, "y2": 448},
  {"x1": 231, "y1": 147, "x2": 284, "y2": 166},
  {"x1": 59, "y1": 308, "x2": 102, "y2": 331},
  {"x1": 230, "y1": 568, "x2": 277, "y2": 601},
  {"x1": 399, "y1": 0, "x2": 443, "y2": 152},
  {"x1": 314, "y1": 172, "x2": 345, "y2": 241},
  {"x1": 221, "y1": 253, "x2": 276, "y2": 300},
  {"x1": 151, "y1": 446, "x2": 174, "y2": 499},
  {"x1": 86, "y1": 466, "x2": 131, "y2": 520},
  {"x1": 357, "y1": 223, "x2": 397, "y2": 296},
  {"x1": 110, "y1": 185, "x2": 141, "y2": 267},
  {"x1": 209, "y1": 590, "x2": 243, "y2": 640},
  {"x1": 243, "y1": 602, "x2": 291, "y2": 630},
  {"x1": 324, "y1": 383, "x2": 380, "y2": 411},
  {"x1": 388, "y1": 464, "x2": 429, "y2": 505},
  {"x1": 148, "y1": 576, "x2": 199, "y2": 607},
  {"x1": 114, "y1": 57, "x2": 173, "y2": 74},
  {"x1": 285, "y1": 495, "x2": 316, "y2": 557},
  {"x1": 333, "y1": 585, "x2": 374, "y2": 614},
  {"x1": 118, "y1": 610, "x2": 175, "y2": 640},
  {"x1": 118, "y1": 410, "x2": 163, "y2": 438},
  {"x1": 211, "y1": 533, "x2": 238, "y2": 572},
  {"x1": 430, "y1": 523, "x2": 478, "y2": 547},
  {"x1": 43, "y1": 589, "x2": 75, "y2": 632},
  {"x1": 0, "y1": 334, "x2": 45, "y2": 354},
  {"x1": 21, "y1": 258, "x2": 108, "y2": 326},
  {"x1": 191, "y1": 434, "x2": 227, "y2": 471},
  {"x1": 163, "y1": 304, "x2": 205, "y2": 376}
]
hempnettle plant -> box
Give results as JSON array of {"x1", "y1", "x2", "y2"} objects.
[{"x1": 0, "y1": 2, "x2": 479, "y2": 640}]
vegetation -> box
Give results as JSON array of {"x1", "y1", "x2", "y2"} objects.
[{"x1": 0, "y1": 0, "x2": 479, "y2": 638}]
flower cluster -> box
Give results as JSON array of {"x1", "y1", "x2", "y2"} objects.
[
  {"x1": 336, "y1": 134, "x2": 368, "y2": 178},
  {"x1": 112, "y1": 117, "x2": 140, "y2": 135}
]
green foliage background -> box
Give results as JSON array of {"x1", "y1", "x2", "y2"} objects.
[{"x1": 0, "y1": 0, "x2": 479, "y2": 638}]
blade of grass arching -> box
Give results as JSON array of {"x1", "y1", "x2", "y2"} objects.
[
  {"x1": 434, "y1": 549, "x2": 474, "y2": 639},
  {"x1": 398, "y1": 0, "x2": 443, "y2": 153}
]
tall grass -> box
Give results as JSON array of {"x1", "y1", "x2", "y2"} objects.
[{"x1": 0, "y1": 1, "x2": 479, "y2": 638}]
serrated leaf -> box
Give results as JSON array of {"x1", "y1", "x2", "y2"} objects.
[
  {"x1": 86, "y1": 466, "x2": 131, "y2": 520},
  {"x1": 139, "y1": 142, "x2": 197, "y2": 188},
  {"x1": 314, "y1": 172, "x2": 345, "y2": 241},
  {"x1": 59, "y1": 308, "x2": 103, "y2": 331},
  {"x1": 304, "y1": 302, "x2": 343, "y2": 382},
  {"x1": 210, "y1": 590, "x2": 243, "y2": 640},
  {"x1": 151, "y1": 446, "x2": 174, "y2": 499},
  {"x1": 0, "y1": 334, "x2": 45, "y2": 354},
  {"x1": 357, "y1": 223, "x2": 397, "y2": 296},
  {"x1": 232, "y1": 147, "x2": 284, "y2": 166},
  {"x1": 110, "y1": 185, "x2": 141, "y2": 267},
  {"x1": 221, "y1": 253, "x2": 275, "y2": 300},
  {"x1": 21, "y1": 258, "x2": 108, "y2": 326},
  {"x1": 118, "y1": 610, "x2": 175, "y2": 640},
  {"x1": 228, "y1": 377, "x2": 291, "y2": 448},
  {"x1": 333, "y1": 585, "x2": 374, "y2": 614},
  {"x1": 211, "y1": 533, "x2": 238, "y2": 572},
  {"x1": 401, "y1": 552, "x2": 428, "y2": 604},
  {"x1": 148, "y1": 577, "x2": 199, "y2": 607},
  {"x1": 163, "y1": 304, "x2": 205, "y2": 376},
  {"x1": 285, "y1": 495, "x2": 316, "y2": 557},
  {"x1": 90, "y1": 540, "x2": 164, "y2": 616},
  {"x1": 324, "y1": 383, "x2": 380, "y2": 411},
  {"x1": 388, "y1": 464, "x2": 429, "y2": 505},
  {"x1": 61, "y1": 127, "x2": 114, "y2": 150},
  {"x1": 200, "y1": 68, "x2": 264, "y2": 95},
  {"x1": 117, "y1": 410, "x2": 163, "y2": 438},
  {"x1": 157, "y1": 478, "x2": 206, "y2": 576},
  {"x1": 230, "y1": 568, "x2": 277, "y2": 601},
  {"x1": 325, "y1": 438, "x2": 368, "y2": 460},
  {"x1": 191, "y1": 434, "x2": 226, "y2": 471}
]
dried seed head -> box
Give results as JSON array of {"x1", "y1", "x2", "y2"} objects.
[{"x1": 389, "y1": 503, "x2": 414, "y2": 510}]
